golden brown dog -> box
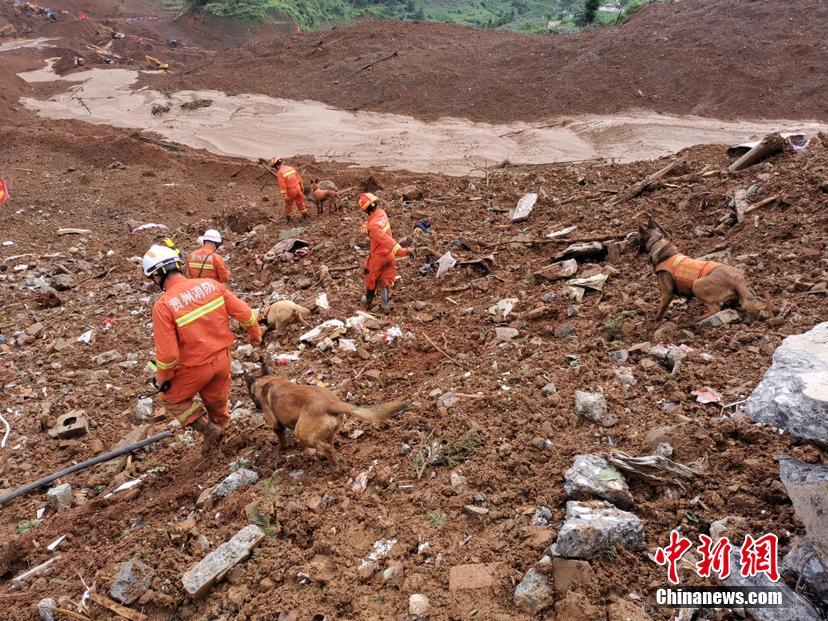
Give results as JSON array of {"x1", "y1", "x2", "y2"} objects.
[
  {"x1": 308, "y1": 180, "x2": 339, "y2": 214},
  {"x1": 259, "y1": 300, "x2": 311, "y2": 336},
  {"x1": 637, "y1": 214, "x2": 772, "y2": 322},
  {"x1": 244, "y1": 362, "x2": 409, "y2": 460}
]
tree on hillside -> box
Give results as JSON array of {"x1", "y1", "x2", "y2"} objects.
[{"x1": 577, "y1": 0, "x2": 600, "y2": 25}]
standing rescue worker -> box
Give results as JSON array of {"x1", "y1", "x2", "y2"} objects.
[
  {"x1": 271, "y1": 157, "x2": 307, "y2": 221},
  {"x1": 185, "y1": 229, "x2": 229, "y2": 283},
  {"x1": 359, "y1": 192, "x2": 411, "y2": 313},
  {"x1": 142, "y1": 244, "x2": 261, "y2": 454}
]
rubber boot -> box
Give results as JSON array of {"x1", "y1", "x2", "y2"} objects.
[
  {"x1": 381, "y1": 287, "x2": 391, "y2": 314},
  {"x1": 190, "y1": 417, "x2": 225, "y2": 456},
  {"x1": 363, "y1": 289, "x2": 376, "y2": 311}
]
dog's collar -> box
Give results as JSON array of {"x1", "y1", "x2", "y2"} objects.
[{"x1": 648, "y1": 238, "x2": 670, "y2": 263}]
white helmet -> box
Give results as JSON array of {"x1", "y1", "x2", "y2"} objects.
[
  {"x1": 200, "y1": 229, "x2": 222, "y2": 245},
  {"x1": 142, "y1": 244, "x2": 183, "y2": 277}
]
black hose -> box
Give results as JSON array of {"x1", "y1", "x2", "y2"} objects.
[{"x1": 0, "y1": 431, "x2": 173, "y2": 507}]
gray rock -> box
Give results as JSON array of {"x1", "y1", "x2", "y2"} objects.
[
  {"x1": 51, "y1": 274, "x2": 75, "y2": 291},
  {"x1": 609, "y1": 349, "x2": 629, "y2": 363},
  {"x1": 649, "y1": 344, "x2": 685, "y2": 373},
  {"x1": 778, "y1": 457, "x2": 828, "y2": 564},
  {"x1": 554, "y1": 500, "x2": 644, "y2": 559},
  {"x1": 541, "y1": 383, "x2": 557, "y2": 396},
  {"x1": 132, "y1": 397, "x2": 153, "y2": 423},
  {"x1": 494, "y1": 327, "x2": 519, "y2": 342},
  {"x1": 513, "y1": 557, "x2": 554, "y2": 614},
  {"x1": 554, "y1": 241, "x2": 606, "y2": 263},
  {"x1": 230, "y1": 360, "x2": 245, "y2": 376},
  {"x1": 554, "y1": 322, "x2": 575, "y2": 338},
  {"x1": 110, "y1": 558, "x2": 155, "y2": 604},
  {"x1": 574, "y1": 391, "x2": 616, "y2": 427},
  {"x1": 564, "y1": 454, "x2": 633, "y2": 509},
  {"x1": 37, "y1": 598, "x2": 57, "y2": 621},
  {"x1": 409, "y1": 593, "x2": 429, "y2": 617},
  {"x1": 236, "y1": 344, "x2": 255, "y2": 358},
  {"x1": 437, "y1": 392, "x2": 459, "y2": 408},
  {"x1": 531, "y1": 506, "x2": 553, "y2": 526},
  {"x1": 182, "y1": 525, "x2": 265, "y2": 598},
  {"x1": 566, "y1": 305, "x2": 579, "y2": 318},
  {"x1": 721, "y1": 549, "x2": 820, "y2": 621},
  {"x1": 213, "y1": 468, "x2": 259, "y2": 498},
  {"x1": 783, "y1": 537, "x2": 828, "y2": 605},
  {"x1": 698, "y1": 309, "x2": 740, "y2": 327},
  {"x1": 746, "y1": 322, "x2": 828, "y2": 443},
  {"x1": 46, "y1": 483, "x2": 72, "y2": 509}
]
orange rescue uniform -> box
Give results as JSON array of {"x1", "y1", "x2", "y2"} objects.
[
  {"x1": 364, "y1": 208, "x2": 408, "y2": 290},
  {"x1": 152, "y1": 276, "x2": 261, "y2": 428},
  {"x1": 185, "y1": 245, "x2": 230, "y2": 283},
  {"x1": 276, "y1": 164, "x2": 306, "y2": 216},
  {"x1": 656, "y1": 254, "x2": 720, "y2": 295}
]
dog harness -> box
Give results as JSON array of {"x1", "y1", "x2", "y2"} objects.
[{"x1": 655, "y1": 254, "x2": 720, "y2": 295}]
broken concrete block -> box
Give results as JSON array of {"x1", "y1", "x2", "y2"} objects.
[
  {"x1": 697, "y1": 308, "x2": 740, "y2": 327},
  {"x1": 553, "y1": 500, "x2": 644, "y2": 560},
  {"x1": 48, "y1": 412, "x2": 88, "y2": 439},
  {"x1": 564, "y1": 454, "x2": 633, "y2": 509},
  {"x1": 513, "y1": 557, "x2": 554, "y2": 614},
  {"x1": 746, "y1": 322, "x2": 828, "y2": 443},
  {"x1": 574, "y1": 391, "x2": 616, "y2": 427},
  {"x1": 494, "y1": 327, "x2": 519, "y2": 342},
  {"x1": 778, "y1": 457, "x2": 828, "y2": 565},
  {"x1": 182, "y1": 525, "x2": 265, "y2": 598},
  {"x1": 212, "y1": 468, "x2": 259, "y2": 499},
  {"x1": 110, "y1": 557, "x2": 155, "y2": 605},
  {"x1": 92, "y1": 349, "x2": 123, "y2": 365},
  {"x1": 46, "y1": 483, "x2": 72, "y2": 509},
  {"x1": 448, "y1": 562, "x2": 503, "y2": 591},
  {"x1": 132, "y1": 397, "x2": 153, "y2": 423}
]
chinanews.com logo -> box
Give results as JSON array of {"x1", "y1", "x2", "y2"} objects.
[{"x1": 652, "y1": 529, "x2": 788, "y2": 609}]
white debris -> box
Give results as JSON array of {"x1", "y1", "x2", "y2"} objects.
[
  {"x1": 436, "y1": 251, "x2": 457, "y2": 278},
  {"x1": 315, "y1": 293, "x2": 330, "y2": 310},
  {"x1": 546, "y1": 224, "x2": 577, "y2": 239},
  {"x1": 511, "y1": 192, "x2": 538, "y2": 222}
]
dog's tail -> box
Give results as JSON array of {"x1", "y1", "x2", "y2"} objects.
[{"x1": 332, "y1": 400, "x2": 409, "y2": 424}]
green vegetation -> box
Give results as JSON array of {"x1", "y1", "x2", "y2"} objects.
[
  {"x1": 426, "y1": 509, "x2": 448, "y2": 530},
  {"x1": 188, "y1": 0, "x2": 670, "y2": 32}
]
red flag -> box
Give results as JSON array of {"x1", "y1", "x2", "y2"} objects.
[
  {"x1": 78, "y1": 12, "x2": 88, "y2": 21},
  {"x1": 0, "y1": 179, "x2": 9, "y2": 205}
]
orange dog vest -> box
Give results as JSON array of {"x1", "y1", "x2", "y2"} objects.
[{"x1": 655, "y1": 254, "x2": 720, "y2": 295}]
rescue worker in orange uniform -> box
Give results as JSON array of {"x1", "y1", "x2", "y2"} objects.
[
  {"x1": 142, "y1": 244, "x2": 261, "y2": 454},
  {"x1": 184, "y1": 229, "x2": 230, "y2": 283},
  {"x1": 359, "y1": 192, "x2": 412, "y2": 313},
  {"x1": 271, "y1": 157, "x2": 307, "y2": 221}
]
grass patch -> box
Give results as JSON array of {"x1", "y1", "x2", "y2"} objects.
[
  {"x1": 604, "y1": 310, "x2": 637, "y2": 341},
  {"x1": 18, "y1": 519, "x2": 44, "y2": 534},
  {"x1": 410, "y1": 430, "x2": 481, "y2": 479},
  {"x1": 426, "y1": 510, "x2": 447, "y2": 530},
  {"x1": 247, "y1": 503, "x2": 276, "y2": 536}
]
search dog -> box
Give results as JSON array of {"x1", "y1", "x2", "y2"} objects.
[
  {"x1": 244, "y1": 362, "x2": 409, "y2": 461},
  {"x1": 637, "y1": 213, "x2": 772, "y2": 322}
]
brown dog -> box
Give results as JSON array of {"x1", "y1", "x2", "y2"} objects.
[
  {"x1": 308, "y1": 180, "x2": 339, "y2": 214},
  {"x1": 259, "y1": 300, "x2": 311, "y2": 336},
  {"x1": 245, "y1": 362, "x2": 409, "y2": 460},
  {"x1": 637, "y1": 214, "x2": 771, "y2": 322}
]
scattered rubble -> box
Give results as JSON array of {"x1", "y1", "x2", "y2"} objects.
[
  {"x1": 110, "y1": 557, "x2": 155, "y2": 605},
  {"x1": 513, "y1": 556, "x2": 554, "y2": 614}
]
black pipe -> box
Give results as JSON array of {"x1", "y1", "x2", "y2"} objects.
[{"x1": 0, "y1": 431, "x2": 173, "y2": 507}]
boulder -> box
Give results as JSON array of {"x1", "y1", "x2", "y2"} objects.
[
  {"x1": 778, "y1": 457, "x2": 828, "y2": 564},
  {"x1": 110, "y1": 558, "x2": 155, "y2": 604},
  {"x1": 564, "y1": 454, "x2": 633, "y2": 508},
  {"x1": 574, "y1": 391, "x2": 616, "y2": 427},
  {"x1": 746, "y1": 322, "x2": 828, "y2": 443},
  {"x1": 553, "y1": 500, "x2": 644, "y2": 559}
]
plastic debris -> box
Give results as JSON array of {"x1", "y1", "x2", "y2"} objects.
[
  {"x1": 76, "y1": 329, "x2": 94, "y2": 344},
  {"x1": 488, "y1": 298, "x2": 517, "y2": 321},
  {"x1": 436, "y1": 252, "x2": 457, "y2": 279},
  {"x1": 315, "y1": 293, "x2": 330, "y2": 310},
  {"x1": 691, "y1": 387, "x2": 721, "y2": 404}
]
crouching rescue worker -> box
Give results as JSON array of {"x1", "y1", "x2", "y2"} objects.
[
  {"x1": 142, "y1": 244, "x2": 261, "y2": 454},
  {"x1": 359, "y1": 192, "x2": 412, "y2": 313},
  {"x1": 185, "y1": 228, "x2": 229, "y2": 283},
  {"x1": 271, "y1": 157, "x2": 307, "y2": 221}
]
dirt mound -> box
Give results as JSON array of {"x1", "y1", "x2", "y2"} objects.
[
  {"x1": 145, "y1": 0, "x2": 828, "y2": 123},
  {"x1": 0, "y1": 114, "x2": 826, "y2": 619}
]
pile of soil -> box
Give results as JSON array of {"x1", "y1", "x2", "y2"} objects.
[
  {"x1": 145, "y1": 0, "x2": 828, "y2": 123},
  {"x1": 0, "y1": 116, "x2": 826, "y2": 619}
]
